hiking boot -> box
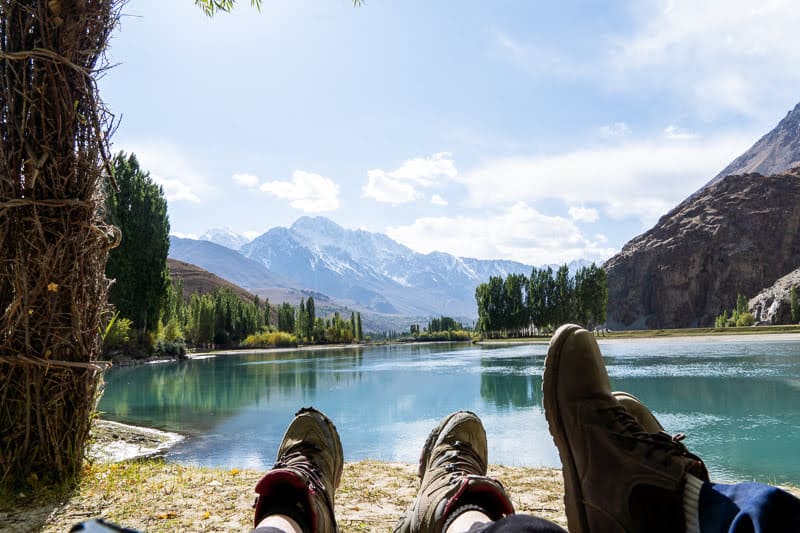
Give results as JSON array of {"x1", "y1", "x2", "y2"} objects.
[
  {"x1": 543, "y1": 325, "x2": 709, "y2": 533},
  {"x1": 394, "y1": 411, "x2": 514, "y2": 533},
  {"x1": 613, "y1": 391, "x2": 664, "y2": 433},
  {"x1": 614, "y1": 391, "x2": 710, "y2": 482},
  {"x1": 253, "y1": 407, "x2": 343, "y2": 532}
]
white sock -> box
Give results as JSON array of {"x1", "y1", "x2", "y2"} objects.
[{"x1": 683, "y1": 473, "x2": 704, "y2": 533}]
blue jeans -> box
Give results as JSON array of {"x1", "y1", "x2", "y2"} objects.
[
  {"x1": 699, "y1": 481, "x2": 800, "y2": 532},
  {"x1": 466, "y1": 482, "x2": 800, "y2": 533}
]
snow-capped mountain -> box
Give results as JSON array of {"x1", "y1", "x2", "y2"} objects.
[
  {"x1": 240, "y1": 217, "x2": 538, "y2": 317},
  {"x1": 198, "y1": 227, "x2": 252, "y2": 251},
  {"x1": 171, "y1": 216, "x2": 594, "y2": 319}
]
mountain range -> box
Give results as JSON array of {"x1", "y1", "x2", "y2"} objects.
[{"x1": 170, "y1": 217, "x2": 589, "y2": 322}]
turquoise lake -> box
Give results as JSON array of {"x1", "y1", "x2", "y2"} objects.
[{"x1": 98, "y1": 337, "x2": 800, "y2": 484}]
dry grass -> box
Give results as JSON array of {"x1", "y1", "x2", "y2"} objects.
[{"x1": 1, "y1": 460, "x2": 567, "y2": 533}]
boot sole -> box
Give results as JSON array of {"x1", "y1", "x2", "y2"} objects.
[{"x1": 543, "y1": 324, "x2": 590, "y2": 533}]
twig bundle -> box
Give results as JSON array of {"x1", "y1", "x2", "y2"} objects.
[{"x1": 0, "y1": 0, "x2": 122, "y2": 493}]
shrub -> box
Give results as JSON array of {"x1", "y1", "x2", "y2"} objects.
[
  {"x1": 153, "y1": 339, "x2": 187, "y2": 358},
  {"x1": 102, "y1": 313, "x2": 134, "y2": 354},
  {"x1": 242, "y1": 330, "x2": 298, "y2": 348},
  {"x1": 736, "y1": 312, "x2": 755, "y2": 327}
]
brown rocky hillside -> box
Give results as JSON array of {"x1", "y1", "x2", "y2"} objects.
[
  {"x1": 168, "y1": 258, "x2": 257, "y2": 303},
  {"x1": 604, "y1": 168, "x2": 800, "y2": 329}
]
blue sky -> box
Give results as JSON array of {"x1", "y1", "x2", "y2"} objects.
[{"x1": 100, "y1": 0, "x2": 800, "y2": 266}]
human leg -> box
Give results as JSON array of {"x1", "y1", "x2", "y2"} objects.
[{"x1": 253, "y1": 407, "x2": 342, "y2": 533}]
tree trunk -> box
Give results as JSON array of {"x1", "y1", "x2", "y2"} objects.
[{"x1": 0, "y1": 0, "x2": 120, "y2": 494}]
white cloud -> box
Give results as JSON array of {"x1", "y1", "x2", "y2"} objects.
[
  {"x1": 498, "y1": 2, "x2": 800, "y2": 117},
  {"x1": 363, "y1": 152, "x2": 457, "y2": 204},
  {"x1": 118, "y1": 140, "x2": 213, "y2": 204},
  {"x1": 152, "y1": 174, "x2": 201, "y2": 203},
  {"x1": 362, "y1": 170, "x2": 419, "y2": 204},
  {"x1": 600, "y1": 122, "x2": 630, "y2": 138},
  {"x1": 232, "y1": 173, "x2": 260, "y2": 188},
  {"x1": 260, "y1": 170, "x2": 340, "y2": 212},
  {"x1": 387, "y1": 202, "x2": 616, "y2": 265},
  {"x1": 242, "y1": 230, "x2": 261, "y2": 241},
  {"x1": 568, "y1": 206, "x2": 599, "y2": 223},
  {"x1": 610, "y1": 0, "x2": 800, "y2": 116},
  {"x1": 170, "y1": 231, "x2": 198, "y2": 239},
  {"x1": 430, "y1": 194, "x2": 448, "y2": 206},
  {"x1": 457, "y1": 132, "x2": 753, "y2": 227},
  {"x1": 663, "y1": 125, "x2": 698, "y2": 141}
]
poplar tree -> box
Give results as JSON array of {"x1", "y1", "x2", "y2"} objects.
[{"x1": 105, "y1": 152, "x2": 170, "y2": 336}]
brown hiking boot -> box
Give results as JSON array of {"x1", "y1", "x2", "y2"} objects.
[
  {"x1": 543, "y1": 325, "x2": 708, "y2": 533},
  {"x1": 614, "y1": 391, "x2": 710, "y2": 482},
  {"x1": 253, "y1": 407, "x2": 343, "y2": 532},
  {"x1": 394, "y1": 411, "x2": 514, "y2": 533}
]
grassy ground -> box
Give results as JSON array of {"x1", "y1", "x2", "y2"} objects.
[{"x1": 2, "y1": 460, "x2": 567, "y2": 533}]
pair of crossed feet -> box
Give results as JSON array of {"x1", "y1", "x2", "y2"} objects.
[{"x1": 253, "y1": 324, "x2": 709, "y2": 533}]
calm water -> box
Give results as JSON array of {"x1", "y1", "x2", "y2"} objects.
[{"x1": 98, "y1": 338, "x2": 800, "y2": 484}]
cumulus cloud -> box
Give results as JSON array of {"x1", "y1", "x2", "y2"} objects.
[
  {"x1": 119, "y1": 140, "x2": 212, "y2": 204},
  {"x1": 259, "y1": 170, "x2": 340, "y2": 212},
  {"x1": 232, "y1": 173, "x2": 260, "y2": 188},
  {"x1": 430, "y1": 194, "x2": 448, "y2": 206},
  {"x1": 363, "y1": 152, "x2": 457, "y2": 204},
  {"x1": 568, "y1": 206, "x2": 599, "y2": 223},
  {"x1": 151, "y1": 175, "x2": 201, "y2": 203},
  {"x1": 386, "y1": 202, "x2": 617, "y2": 266},
  {"x1": 456, "y1": 132, "x2": 752, "y2": 227}
]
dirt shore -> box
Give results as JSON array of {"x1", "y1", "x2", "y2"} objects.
[
  {"x1": 4, "y1": 419, "x2": 800, "y2": 532},
  {"x1": 1, "y1": 418, "x2": 567, "y2": 532}
]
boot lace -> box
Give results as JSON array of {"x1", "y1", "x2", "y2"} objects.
[
  {"x1": 273, "y1": 443, "x2": 336, "y2": 512},
  {"x1": 431, "y1": 440, "x2": 487, "y2": 483},
  {"x1": 601, "y1": 405, "x2": 696, "y2": 466}
]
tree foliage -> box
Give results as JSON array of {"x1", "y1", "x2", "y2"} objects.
[
  {"x1": 715, "y1": 293, "x2": 754, "y2": 328},
  {"x1": 106, "y1": 152, "x2": 170, "y2": 334},
  {"x1": 475, "y1": 263, "x2": 608, "y2": 337}
]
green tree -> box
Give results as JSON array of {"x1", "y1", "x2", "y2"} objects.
[
  {"x1": 106, "y1": 152, "x2": 170, "y2": 336},
  {"x1": 553, "y1": 264, "x2": 574, "y2": 326},
  {"x1": 306, "y1": 296, "x2": 316, "y2": 337},
  {"x1": 355, "y1": 312, "x2": 363, "y2": 341},
  {"x1": 278, "y1": 302, "x2": 295, "y2": 333},
  {"x1": 574, "y1": 263, "x2": 608, "y2": 330},
  {"x1": 791, "y1": 286, "x2": 799, "y2": 324}
]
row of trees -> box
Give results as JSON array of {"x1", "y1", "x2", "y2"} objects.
[
  {"x1": 281, "y1": 297, "x2": 364, "y2": 343},
  {"x1": 475, "y1": 263, "x2": 608, "y2": 337},
  {"x1": 714, "y1": 293, "x2": 755, "y2": 328}
]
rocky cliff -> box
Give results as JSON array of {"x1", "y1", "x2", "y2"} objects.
[
  {"x1": 748, "y1": 267, "x2": 800, "y2": 325},
  {"x1": 604, "y1": 168, "x2": 800, "y2": 329}
]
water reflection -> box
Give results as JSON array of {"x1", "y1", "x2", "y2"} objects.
[
  {"x1": 100, "y1": 349, "x2": 366, "y2": 433},
  {"x1": 97, "y1": 339, "x2": 800, "y2": 484},
  {"x1": 479, "y1": 356, "x2": 542, "y2": 409}
]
